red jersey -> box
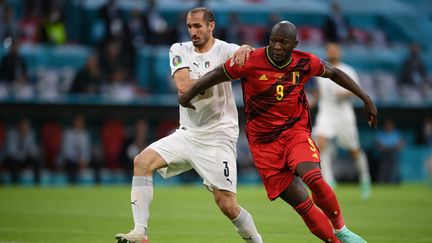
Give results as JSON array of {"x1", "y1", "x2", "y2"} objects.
[{"x1": 224, "y1": 47, "x2": 325, "y2": 144}]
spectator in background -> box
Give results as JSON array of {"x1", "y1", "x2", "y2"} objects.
[
  {"x1": 323, "y1": 1, "x2": 351, "y2": 43},
  {"x1": 416, "y1": 117, "x2": 432, "y2": 146},
  {"x1": 374, "y1": 118, "x2": 404, "y2": 184},
  {"x1": 17, "y1": 1, "x2": 42, "y2": 44},
  {"x1": 220, "y1": 13, "x2": 243, "y2": 44},
  {"x1": 0, "y1": 39, "x2": 34, "y2": 99},
  {"x1": 399, "y1": 43, "x2": 431, "y2": 98},
  {"x1": 39, "y1": 4, "x2": 67, "y2": 45},
  {"x1": 59, "y1": 114, "x2": 92, "y2": 184},
  {"x1": 103, "y1": 68, "x2": 135, "y2": 102},
  {"x1": 142, "y1": 0, "x2": 170, "y2": 45},
  {"x1": 127, "y1": 9, "x2": 147, "y2": 48},
  {"x1": 98, "y1": 0, "x2": 135, "y2": 76},
  {"x1": 69, "y1": 54, "x2": 101, "y2": 94},
  {"x1": 173, "y1": 12, "x2": 190, "y2": 43},
  {"x1": 0, "y1": 38, "x2": 27, "y2": 84},
  {"x1": 4, "y1": 118, "x2": 41, "y2": 185},
  {"x1": 98, "y1": 39, "x2": 127, "y2": 80},
  {"x1": 120, "y1": 119, "x2": 150, "y2": 181},
  {"x1": 99, "y1": 0, "x2": 128, "y2": 41},
  {"x1": 0, "y1": 5, "x2": 17, "y2": 43},
  {"x1": 261, "y1": 13, "x2": 281, "y2": 46}
]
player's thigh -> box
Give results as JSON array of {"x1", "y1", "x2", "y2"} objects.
[
  {"x1": 190, "y1": 140, "x2": 238, "y2": 193},
  {"x1": 134, "y1": 147, "x2": 168, "y2": 171},
  {"x1": 149, "y1": 130, "x2": 193, "y2": 178}
]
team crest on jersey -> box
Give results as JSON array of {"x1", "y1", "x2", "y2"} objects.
[
  {"x1": 172, "y1": 55, "x2": 182, "y2": 66},
  {"x1": 275, "y1": 73, "x2": 285, "y2": 82},
  {"x1": 291, "y1": 71, "x2": 300, "y2": 85},
  {"x1": 205, "y1": 61, "x2": 210, "y2": 68}
]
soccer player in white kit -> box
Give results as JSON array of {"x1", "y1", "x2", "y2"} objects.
[
  {"x1": 115, "y1": 7, "x2": 263, "y2": 243},
  {"x1": 313, "y1": 42, "x2": 372, "y2": 200}
]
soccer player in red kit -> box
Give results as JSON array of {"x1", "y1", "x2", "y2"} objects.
[{"x1": 179, "y1": 21, "x2": 377, "y2": 243}]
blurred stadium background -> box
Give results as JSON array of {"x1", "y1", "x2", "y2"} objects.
[
  {"x1": 0, "y1": 0, "x2": 430, "y2": 187},
  {"x1": 0, "y1": 0, "x2": 432, "y2": 193},
  {"x1": 0, "y1": 0, "x2": 432, "y2": 242}
]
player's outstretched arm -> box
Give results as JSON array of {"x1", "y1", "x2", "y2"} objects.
[
  {"x1": 322, "y1": 62, "x2": 378, "y2": 128},
  {"x1": 178, "y1": 64, "x2": 230, "y2": 109}
]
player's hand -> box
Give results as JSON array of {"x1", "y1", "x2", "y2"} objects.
[
  {"x1": 232, "y1": 45, "x2": 255, "y2": 66},
  {"x1": 178, "y1": 95, "x2": 196, "y2": 110},
  {"x1": 180, "y1": 101, "x2": 195, "y2": 110},
  {"x1": 363, "y1": 99, "x2": 378, "y2": 128}
]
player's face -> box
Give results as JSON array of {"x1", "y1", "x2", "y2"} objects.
[
  {"x1": 268, "y1": 34, "x2": 297, "y2": 63},
  {"x1": 186, "y1": 12, "x2": 214, "y2": 48}
]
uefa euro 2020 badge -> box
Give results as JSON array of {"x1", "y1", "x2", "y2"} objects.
[{"x1": 172, "y1": 55, "x2": 182, "y2": 67}]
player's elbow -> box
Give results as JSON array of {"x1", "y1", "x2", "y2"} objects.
[{"x1": 177, "y1": 91, "x2": 186, "y2": 105}]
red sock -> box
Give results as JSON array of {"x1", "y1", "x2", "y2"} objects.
[
  {"x1": 294, "y1": 198, "x2": 340, "y2": 242},
  {"x1": 302, "y1": 168, "x2": 345, "y2": 230}
]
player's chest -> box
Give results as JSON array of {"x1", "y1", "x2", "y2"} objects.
[
  {"x1": 188, "y1": 55, "x2": 222, "y2": 78},
  {"x1": 247, "y1": 69, "x2": 308, "y2": 90}
]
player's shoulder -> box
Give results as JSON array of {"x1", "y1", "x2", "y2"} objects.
[
  {"x1": 170, "y1": 41, "x2": 193, "y2": 52},
  {"x1": 292, "y1": 49, "x2": 318, "y2": 59},
  {"x1": 248, "y1": 47, "x2": 266, "y2": 59},
  {"x1": 213, "y1": 39, "x2": 240, "y2": 51}
]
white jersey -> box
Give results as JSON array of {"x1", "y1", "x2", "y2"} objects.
[
  {"x1": 314, "y1": 62, "x2": 360, "y2": 149},
  {"x1": 316, "y1": 62, "x2": 358, "y2": 121},
  {"x1": 169, "y1": 39, "x2": 239, "y2": 142}
]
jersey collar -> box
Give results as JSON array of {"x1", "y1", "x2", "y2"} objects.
[{"x1": 265, "y1": 46, "x2": 292, "y2": 69}]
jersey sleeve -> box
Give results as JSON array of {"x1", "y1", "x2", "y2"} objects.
[
  {"x1": 222, "y1": 43, "x2": 240, "y2": 59},
  {"x1": 169, "y1": 43, "x2": 189, "y2": 76},
  {"x1": 223, "y1": 57, "x2": 244, "y2": 80},
  {"x1": 310, "y1": 54, "x2": 326, "y2": 77}
]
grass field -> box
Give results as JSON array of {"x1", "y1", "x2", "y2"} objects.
[{"x1": 1, "y1": 184, "x2": 432, "y2": 243}]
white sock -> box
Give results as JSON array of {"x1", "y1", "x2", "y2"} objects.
[
  {"x1": 320, "y1": 145, "x2": 336, "y2": 186},
  {"x1": 131, "y1": 176, "x2": 153, "y2": 233},
  {"x1": 356, "y1": 151, "x2": 371, "y2": 184},
  {"x1": 232, "y1": 208, "x2": 263, "y2": 243}
]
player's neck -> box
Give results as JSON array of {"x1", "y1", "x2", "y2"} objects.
[{"x1": 194, "y1": 37, "x2": 215, "y2": 53}]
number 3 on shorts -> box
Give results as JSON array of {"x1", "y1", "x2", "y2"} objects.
[{"x1": 223, "y1": 161, "x2": 229, "y2": 177}]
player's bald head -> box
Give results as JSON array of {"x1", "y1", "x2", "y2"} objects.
[{"x1": 270, "y1": 21, "x2": 297, "y2": 41}]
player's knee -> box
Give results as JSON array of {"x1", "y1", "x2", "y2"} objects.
[{"x1": 133, "y1": 152, "x2": 152, "y2": 173}]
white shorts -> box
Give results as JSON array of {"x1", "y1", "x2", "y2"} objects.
[
  {"x1": 149, "y1": 128, "x2": 237, "y2": 193},
  {"x1": 313, "y1": 114, "x2": 360, "y2": 150}
]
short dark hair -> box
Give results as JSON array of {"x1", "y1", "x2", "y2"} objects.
[{"x1": 188, "y1": 7, "x2": 215, "y2": 23}]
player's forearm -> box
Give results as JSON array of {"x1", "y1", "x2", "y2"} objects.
[
  {"x1": 176, "y1": 78, "x2": 196, "y2": 97},
  {"x1": 179, "y1": 65, "x2": 230, "y2": 105}
]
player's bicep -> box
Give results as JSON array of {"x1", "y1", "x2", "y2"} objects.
[{"x1": 319, "y1": 61, "x2": 336, "y2": 79}]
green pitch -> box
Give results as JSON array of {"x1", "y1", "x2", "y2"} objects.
[{"x1": 1, "y1": 184, "x2": 431, "y2": 242}]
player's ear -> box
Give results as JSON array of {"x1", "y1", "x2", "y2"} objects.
[
  {"x1": 294, "y1": 40, "x2": 298, "y2": 47},
  {"x1": 209, "y1": 21, "x2": 215, "y2": 31}
]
